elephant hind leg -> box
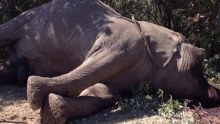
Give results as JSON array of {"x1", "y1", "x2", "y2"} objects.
[
  {"x1": 0, "y1": 59, "x2": 17, "y2": 84},
  {"x1": 28, "y1": 48, "x2": 136, "y2": 110},
  {"x1": 0, "y1": 57, "x2": 27, "y2": 86},
  {"x1": 40, "y1": 83, "x2": 121, "y2": 124}
]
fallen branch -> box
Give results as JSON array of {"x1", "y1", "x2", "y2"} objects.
[{"x1": 0, "y1": 119, "x2": 27, "y2": 124}]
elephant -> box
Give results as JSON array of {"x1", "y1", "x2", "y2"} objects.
[{"x1": 0, "y1": 0, "x2": 220, "y2": 123}]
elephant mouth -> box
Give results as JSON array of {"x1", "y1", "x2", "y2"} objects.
[
  {"x1": 201, "y1": 84, "x2": 220, "y2": 108},
  {"x1": 208, "y1": 80, "x2": 220, "y2": 90}
]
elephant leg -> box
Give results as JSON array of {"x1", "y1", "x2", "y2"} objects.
[
  {"x1": 16, "y1": 58, "x2": 27, "y2": 86},
  {"x1": 0, "y1": 59, "x2": 17, "y2": 84},
  {"x1": 28, "y1": 48, "x2": 137, "y2": 110},
  {"x1": 0, "y1": 57, "x2": 27, "y2": 86},
  {"x1": 40, "y1": 83, "x2": 121, "y2": 124}
]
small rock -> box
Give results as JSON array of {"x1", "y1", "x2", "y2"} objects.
[{"x1": 22, "y1": 116, "x2": 27, "y2": 120}]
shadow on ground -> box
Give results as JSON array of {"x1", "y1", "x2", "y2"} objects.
[
  {"x1": 72, "y1": 106, "x2": 161, "y2": 124},
  {"x1": 0, "y1": 85, "x2": 27, "y2": 107}
]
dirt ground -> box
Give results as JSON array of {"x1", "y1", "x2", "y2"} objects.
[{"x1": 0, "y1": 85, "x2": 220, "y2": 124}]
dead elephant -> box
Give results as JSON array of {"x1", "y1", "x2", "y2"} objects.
[{"x1": 0, "y1": 0, "x2": 220, "y2": 123}]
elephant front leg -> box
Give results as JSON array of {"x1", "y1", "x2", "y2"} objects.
[
  {"x1": 27, "y1": 48, "x2": 137, "y2": 110},
  {"x1": 39, "y1": 83, "x2": 121, "y2": 124}
]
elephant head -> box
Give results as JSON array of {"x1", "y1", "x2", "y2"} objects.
[
  {"x1": 138, "y1": 21, "x2": 220, "y2": 106},
  {"x1": 155, "y1": 43, "x2": 220, "y2": 106}
]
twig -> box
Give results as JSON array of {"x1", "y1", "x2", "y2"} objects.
[
  {"x1": 0, "y1": 119, "x2": 27, "y2": 124},
  {"x1": 183, "y1": 13, "x2": 206, "y2": 32}
]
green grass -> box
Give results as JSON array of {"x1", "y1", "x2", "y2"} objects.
[{"x1": 115, "y1": 82, "x2": 197, "y2": 123}]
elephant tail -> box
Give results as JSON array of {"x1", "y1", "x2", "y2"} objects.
[{"x1": 0, "y1": 10, "x2": 35, "y2": 47}]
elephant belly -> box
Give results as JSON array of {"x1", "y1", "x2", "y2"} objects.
[
  {"x1": 14, "y1": 37, "x2": 88, "y2": 77},
  {"x1": 27, "y1": 55, "x2": 84, "y2": 77}
]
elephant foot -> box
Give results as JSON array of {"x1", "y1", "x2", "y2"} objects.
[
  {"x1": 40, "y1": 93, "x2": 68, "y2": 124},
  {"x1": 27, "y1": 76, "x2": 69, "y2": 110},
  {"x1": 27, "y1": 76, "x2": 50, "y2": 110}
]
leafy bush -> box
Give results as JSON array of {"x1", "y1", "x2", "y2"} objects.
[
  {"x1": 102, "y1": 0, "x2": 220, "y2": 58},
  {"x1": 204, "y1": 55, "x2": 220, "y2": 84},
  {"x1": 0, "y1": 0, "x2": 55, "y2": 25}
]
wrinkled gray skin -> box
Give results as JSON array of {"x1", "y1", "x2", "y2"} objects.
[{"x1": 0, "y1": 0, "x2": 220, "y2": 123}]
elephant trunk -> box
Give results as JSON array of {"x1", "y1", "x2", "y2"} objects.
[
  {"x1": 200, "y1": 84, "x2": 220, "y2": 107},
  {"x1": 207, "y1": 85, "x2": 220, "y2": 105}
]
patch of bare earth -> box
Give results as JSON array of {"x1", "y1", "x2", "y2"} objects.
[
  {"x1": 0, "y1": 85, "x2": 220, "y2": 124},
  {"x1": 0, "y1": 85, "x2": 39, "y2": 124},
  {"x1": 194, "y1": 107, "x2": 220, "y2": 124}
]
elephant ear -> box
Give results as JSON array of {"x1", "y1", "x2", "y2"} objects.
[{"x1": 138, "y1": 22, "x2": 186, "y2": 68}]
